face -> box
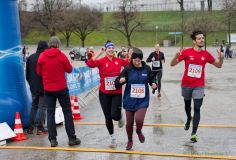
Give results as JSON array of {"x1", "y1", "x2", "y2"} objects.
[
  {"x1": 155, "y1": 44, "x2": 160, "y2": 52},
  {"x1": 193, "y1": 34, "x2": 204, "y2": 48},
  {"x1": 121, "y1": 47, "x2": 125, "y2": 51},
  {"x1": 132, "y1": 58, "x2": 142, "y2": 67},
  {"x1": 105, "y1": 46, "x2": 115, "y2": 57}
]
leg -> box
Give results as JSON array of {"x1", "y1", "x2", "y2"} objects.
[
  {"x1": 125, "y1": 110, "x2": 135, "y2": 150},
  {"x1": 192, "y1": 98, "x2": 203, "y2": 135},
  {"x1": 157, "y1": 70, "x2": 163, "y2": 94},
  {"x1": 99, "y1": 91, "x2": 113, "y2": 135},
  {"x1": 29, "y1": 94, "x2": 39, "y2": 127},
  {"x1": 135, "y1": 108, "x2": 147, "y2": 143},
  {"x1": 181, "y1": 87, "x2": 192, "y2": 130},
  {"x1": 125, "y1": 110, "x2": 135, "y2": 142},
  {"x1": 37, "y1": 95, "x2": 47, "y2": 128},
  {"x1": 44, "y1": 91, "x2": 57, "y2": 141},
  {"x1": 57, "y1": 89, "x2": 76, "y2": 140},
  {"x1": 135, "y1": 108, "x2": 147, "y2": 133},
  {"x1": 111, "y1": 94, "x2": 122, "y2": 121}
]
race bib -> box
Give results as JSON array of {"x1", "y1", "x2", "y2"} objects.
[
  {"x1": 104, "y1": 76, "x2": 117, "y2": 90},
  {"x1": 153, "y1": 61, "x2": 160, "y2": 67},
  {"x1": 130, "y1": 84, "x2": 145, "y2": 98},
  {"x1": 187, "y1": 64, "x2": 202, "y2": 78}
]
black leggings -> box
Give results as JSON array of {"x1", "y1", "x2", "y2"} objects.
[
  {"x1": 184, "y1": 98, "x2": 203, "y2": 134},
  {"x1": 99, "y1": 91, "x2": 122, "y2": 135}
]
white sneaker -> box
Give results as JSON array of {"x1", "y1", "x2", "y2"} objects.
[
  {"x1": 118, "y1": 112, "x2": 125, "y2": 128},
  {"x1": 109, "y1": 135, "x2": 116, "y2": 148}
]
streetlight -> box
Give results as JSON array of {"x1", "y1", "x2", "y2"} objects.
[{"x1": 155, "y1": 25, "x2": 159, "y2": 43}]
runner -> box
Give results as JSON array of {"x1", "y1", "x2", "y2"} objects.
[
  {"x1": 146, "y1": 43, "x2": 165, "y2": 97},
  {"x1": 86, "y1": 41, "x2": 130, "y2": 148},
  {"x1": 115, "y1": 48, "x2": 157, "y2": 150},
  {"x1": 170, "y1": 30, "x2": 224, "y2": 142}
]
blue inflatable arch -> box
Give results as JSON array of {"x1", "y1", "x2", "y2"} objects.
[{"x1": 0, "y1": 0, "x2": 31, "y2": 128}]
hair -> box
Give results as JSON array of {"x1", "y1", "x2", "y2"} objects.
[
  {"x1": 131, "y1": 47, "x2": 143, "y2": 60},
  {"x1": 49, "y1": 36, "x2": 61, "y2": 48},
  {"x1": 190, "y1": 30, "x2": 203, "y2": 40}
]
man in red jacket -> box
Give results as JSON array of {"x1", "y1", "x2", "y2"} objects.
[{"x1": 37, "y1": 36, "x2": 81, "y2": 147}]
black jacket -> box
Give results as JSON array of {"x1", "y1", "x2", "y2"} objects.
[{"x1": 26, "y1": 41, "x2": 48, "y2": 95}]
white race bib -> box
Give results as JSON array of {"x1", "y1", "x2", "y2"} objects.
[
  {"x1": 152, "y1": 61, "x2": 160, "y2": 67},
  {"x1": 130, "y1": 84, "x2": 145, "y2": 98},
  {"x1": 187, "y1": 64, "x2": 202, "y2": 78},
  {"x1": 104, "y1": 76, "x2": 117, "y2": 90}
]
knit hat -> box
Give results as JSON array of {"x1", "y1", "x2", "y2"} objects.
[
  {"x1": 131, "y1": 47, "x2": 143, "y2": 60},
  {"x1": 105, "y1": 41, "x2": 115, "y2": 49},
  {"x1": 49, "y1": 36, "x2": 61, "y2": 48}
]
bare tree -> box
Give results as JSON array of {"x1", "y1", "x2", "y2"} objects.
[
  {"x1": 186, "y1": 12, "x2": 220, "y2": 49},
  {"x1": 57, "y1": 7, "x2": 75, "y2": 47},
  {"x1": 177, "y1": 0, "x2": 184, "y2": 11},
  {"x1": 73, "y1": 6, "x2": 102, "y2": 47},
  {"x1": 32, "y1": 0, "x2": 72, "y2": 36},
  {"x1": 111, "y1": 0, "x2": 144, "y2": 47},
  {"x1": 19, "y1": 10, "x2": 33, "y2": 38},
  {"x1": 207, "y1": 0, "x2": 212, "y2": 11},
  {"x1": 222, "y1": 0, "x2": 236, "y2": 45}
]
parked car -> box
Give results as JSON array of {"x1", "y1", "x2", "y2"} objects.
[{"x1": 69, "y1": 47, "x2": 87, "y2": 61}]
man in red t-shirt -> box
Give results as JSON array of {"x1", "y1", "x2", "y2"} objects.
[{"x1": 170, "y1": 30, "x2": 224, "y2": 142}]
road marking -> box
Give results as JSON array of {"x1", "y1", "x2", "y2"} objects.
[
  {"x1": 74, "y1": 122, "x2": 236, "y2": 128},
  {"x1": 0, "y1": 146, "x2": 235, "y2": 159}
]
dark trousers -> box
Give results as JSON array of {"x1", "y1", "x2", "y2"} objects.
[
  {"x1": 29, "y1": 94, "x2": 46, "y2": 128},
  {"x1": 44, "y1": 89, "x2": 76, "y2": 141},
  {"x1": 99, "y1": 91, "x2": 122, "y2": 135},
  {"x1": 153, "y1": 70, "x2": 163, "y2": 93}
]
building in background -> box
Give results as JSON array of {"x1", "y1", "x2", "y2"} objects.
[{"x1": 20, "y1": 0, "x2": 224, "y2": 12}]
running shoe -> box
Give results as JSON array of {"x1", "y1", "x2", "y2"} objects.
[
  {"x1": 184, "y1": 117, "x2": 192, "y2": 131},
  {"x1": 37, "y1": 127, "x2": 48, "y2": 135},
  {"x1": 190, "y1": 134, "x2": 198, "y2": 143},
  {"x1": 27, "y1": 126, "x2": 34, "y2": 134},
  {"x1": 137, "y1": 131, "x2": 145, "y2": 143},
  {"x1": 109, "y1": 138, "x2": 117, "y2": 148},
  {"x1": 50, "y1": 139, "x2": 58, "y2": 147},
  {"x1": 126, "y1": 141, "x2": 133, "y2": 150},
  {"x1": 157, "y1": 93, "x2": 161, "y2": 97},
  {"x1": 69, "y1": 138, "x2": 81, "y2": 146}
]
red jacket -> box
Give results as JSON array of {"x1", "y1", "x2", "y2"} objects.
[
  {"x1": 86, "y1": 56, "x2": 129, "y2": 94},
  {"x1": 37, "y1": 48, "x2": 72, "y2": 91}
]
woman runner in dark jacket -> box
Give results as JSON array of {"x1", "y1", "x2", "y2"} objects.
[{"x1": 115, "y1": 48, "x2": 157, "y2": 150}]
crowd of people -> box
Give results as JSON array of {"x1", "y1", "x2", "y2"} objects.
[{"x1": 24, "y1": 30, "x2": 224, "y2": 150}]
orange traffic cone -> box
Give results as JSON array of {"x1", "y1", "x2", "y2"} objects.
[
  {"x1": 11, "y1": 112, "x2": 28, "y2": 141},
  {"x1": 73, "y1": 97, "x2": 83, "y2": 120}
]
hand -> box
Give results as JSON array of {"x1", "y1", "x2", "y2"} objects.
[
  {"x1": 119, "y1": 77, "x2": 126, "y2": 83},
  {"x1": 151, "y1": 83, "x2": 157, "y2": 90},
  {"x1": 217, "y1": 49, "x2": 224, "y2": 59}
]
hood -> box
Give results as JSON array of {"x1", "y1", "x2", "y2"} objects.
[
  {"x1": 36, "y1": 41, "x2": 49, "y2": 54},
  {"x1": 43, "y1": 48, "x2": 61, "y2": 58}
]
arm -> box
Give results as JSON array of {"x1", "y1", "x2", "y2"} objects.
[
  {"x1": 212, "y1": 49, "x2": 224, "y2": 68},
  {"x1": 115, "y1": 66, "x2": 129, "y2": 89},
  {"x1": 170, "y1": 51, "x2": 181, "y2": 66},
  {"x1": 147, "y1": 66, "x2": 157, "y2": 89},
  {"x1": 86, "y1": 49, "x2": 103, "y2": 68},
  {"x1": 146, "y1": 53, "x2": 153, "y2": 63},
  {"x1": 62, "y1": 54, "x2": 73, "y2": 73},
  {"x1": 36, "y1": 56, "x2": 42, "y2": 76},
  {"x1": 25, "y1": 56, "x2": 30, "y2": 82}
]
